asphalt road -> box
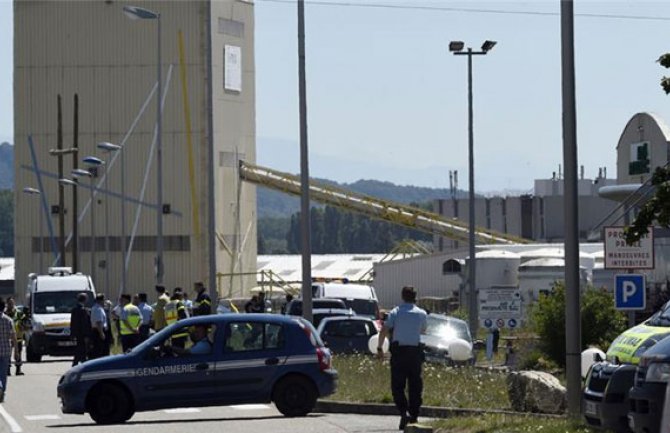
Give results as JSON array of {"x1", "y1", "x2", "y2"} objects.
[{"x1": 0, "y1": 357, "x2": 401, "y2": 433}]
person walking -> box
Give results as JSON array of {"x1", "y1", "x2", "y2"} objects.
[
  {"x1": 119, "y1": 294, "x2": 141, "y2": 353},
  {"x1": 5, "y1": 298, "x2": 24, "y2": 376},
  {"x1": 377, "y1": 286, "x2": 427, "y2": 430},
  {"x1": 192, "y1": 282, "x2": 212, "y2": 316},
  {"x1": 90, "y1": 294, "x2": 109, "y2": 359},
  {"x1": 153, "y1": 285, "x2": 170, "y2": 332},
  {"x1": 164, "y1": 292, "x2": 189, "y2": 348},
  {"x1": 70, "y1": 293, "x2": 92, "y2": 366},
  {"x1": 136, "y1": 293, "x2": 153, "y2": 342},
  {"x1": 0, "y1": 298, "x2": 17, "y2": 402}
]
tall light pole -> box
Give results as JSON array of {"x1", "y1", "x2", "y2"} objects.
[
  {"x1": 98, "y1": 141, "x2": 126, "y2": 291},
  {"x1": 449, "y1": 40, "x2": 497, "y2": 338},
  {"x1": 49, "y1": 146, "x2": 79, "y2": 268},
  {"x1": 83, "y1": 156, "x2": 106, "y2": 289},
  {"x1": 22, "y1": 187, "x2": 44, "y2": 273},
  {"x1": 123, "y1": 5, "x2": 164, "y2": 285},
  {"x1": 72, "y1": 167, "x2": 96, "y2": 283}
]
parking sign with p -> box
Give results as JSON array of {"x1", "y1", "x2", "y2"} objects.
[{"x1": 614, "y1": 274, "x2": 646, "y2": 310}]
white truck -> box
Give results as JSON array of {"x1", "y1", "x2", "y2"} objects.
[
  {"x1": 25, "y1": 267, "x2": 95, "y2": 362},
  {"x1": 311, "y1": 281, "x2": 380, "y2": 320}
]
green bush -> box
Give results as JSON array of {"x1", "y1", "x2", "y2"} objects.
[{"x1": 529, "y1": 282, "x2": 627, "y2": 367}]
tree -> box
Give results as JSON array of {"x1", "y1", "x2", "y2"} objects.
[
  {"x1": 625, "y1": 53, "x2": 670, "y2": 243},
  {"x1": 0, "y1": 190, "x2": 13, "y2": 257},
  {"x1": 529, "y1": 282, "x2": 627, "y2": 367}
]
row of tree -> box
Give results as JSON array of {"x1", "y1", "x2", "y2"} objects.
[{"x1": 259, "y1": 204, "x2": 432, "y2": 254}]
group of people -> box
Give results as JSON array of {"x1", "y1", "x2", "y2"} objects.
[{"x1": 70, "y1": 281, "x2": 212, "y2": 366}]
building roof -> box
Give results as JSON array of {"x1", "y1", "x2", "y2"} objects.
[{"x1": 257, "y1": 254, "x2": 388, "y2": 282}]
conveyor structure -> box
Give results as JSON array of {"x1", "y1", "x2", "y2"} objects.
[{"x1": 239, "y1": 161, "x2": 528, "y2": 245}]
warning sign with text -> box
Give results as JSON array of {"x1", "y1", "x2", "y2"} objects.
[
  {"x1": 604, "y1": 226, "x2": 654, "y2": 270},
  {"x1": 479, "y1": 288, "x2": 523, "y2": 323}
]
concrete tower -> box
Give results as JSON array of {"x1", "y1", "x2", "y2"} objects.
[{"x1": 14, "y1": 0, "x2": 257, "y2": 299}]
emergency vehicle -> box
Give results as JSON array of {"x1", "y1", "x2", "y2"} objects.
[
  {"x1": 583, "y1": 301, "x2": 670, "y2": 432},
  {"x1": 57, "y1": 314, "x2": 337, "y2": 424},
  {"x1": 25, "y1": 267, "x2": 95, "y2": 362}
]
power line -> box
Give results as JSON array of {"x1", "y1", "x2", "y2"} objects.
[{"x1": 257, "y1": 0, "x2": 670, "y2": 22}]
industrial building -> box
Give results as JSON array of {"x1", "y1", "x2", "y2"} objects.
[{"x1": 13, "y1": 1, "x2": 257, "y2": 299}]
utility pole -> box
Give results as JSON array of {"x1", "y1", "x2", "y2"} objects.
[
  {"x1": 560, "y1": 0, "x2": 582, "y2": 419},
  {"x1": 71, "y1": 94, "x2": 79, "y2": 272},
  {"x1": 57, "y1": 95, "x2": 66, "y2": 266},
  {"x1": 298, "y1": 0, "x2": 313, "y2": 323}
]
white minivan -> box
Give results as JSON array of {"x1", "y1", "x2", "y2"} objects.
[
  {"x1": 25, "y1": 267, "x2": 95, "y2": 362},
  {"x1": 311, "y1": 282, "x2": 379, "y2": 320}
]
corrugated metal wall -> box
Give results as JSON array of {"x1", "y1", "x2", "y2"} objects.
[{"x1": 14, "y1": 0, "x2": 256, "y2": 300}]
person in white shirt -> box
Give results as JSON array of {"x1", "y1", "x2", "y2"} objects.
[
  {"x1": 135, "y1": 293, "x2": 154, "y2": 342},
  {"x1": 90, "y1": 294, "x2": 109, "y2": 359}
]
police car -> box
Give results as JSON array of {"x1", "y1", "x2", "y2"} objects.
[{"x1": 57, "y1": 314, "x2": 337, "y2": 424}]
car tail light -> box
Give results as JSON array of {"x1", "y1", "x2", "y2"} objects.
[{"x1": 316, "y1": 347, "x2": 332, "y2": 372}]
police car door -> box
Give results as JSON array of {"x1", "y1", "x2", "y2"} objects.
[
  {"x1": 218, "y1": 320, "x2": 286, "y2": 401},
  {"x1": 135, "y1": 323, "x2": 220, "y2": 408}
]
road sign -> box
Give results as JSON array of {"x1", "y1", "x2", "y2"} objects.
[
  {"x1": 479, "y1": 287, "x2": 522, "y2": 329},
  {"x1": 508, "y1": 318, "x2": 518, "y2": 328},
  {"x1": 614, "y1": 274, "x2": 646, "y2": 310},
  {"x1": 604, "y1": 226, "x2": 654, "y2": 269}
]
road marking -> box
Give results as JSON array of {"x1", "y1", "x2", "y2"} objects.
[
  {"x1": 25, "y1": 415, "x2": 61, "y2": 421},
  {"x1": 229, "y1": 404, "x2": 271, "y2": 410},
  {"x1": 0, "y1": 405, "x2": 23, "y2": 432},
  {"x1": 163, "y1": 408, "x2": 201, "y2": 414}
]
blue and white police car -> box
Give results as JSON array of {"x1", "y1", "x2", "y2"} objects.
[{"x1": 57, "y1": 314, "x2": 337, "y2": 424}]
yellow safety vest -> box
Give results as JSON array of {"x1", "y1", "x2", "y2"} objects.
[
  {"x1": 165, "y1": 300, "x2": 188, "y2": 338},
  {"x1": 120, "y1": 304, "x2": 141, "y2": 336}
]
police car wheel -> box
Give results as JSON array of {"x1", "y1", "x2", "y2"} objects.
[
  {"x1": 273, "y1": 376, "x2": 317, "y2": 417},
  {"x1": 87, "y1": 383, "x2": 134, "y2": 424}
]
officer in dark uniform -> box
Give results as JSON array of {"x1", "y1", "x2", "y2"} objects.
[
  {"x1": 192, "y1": 282, "x2": 212, "y2": 316},
  {"x1": 377, "y1": 286, "x2": 427, "y2": 430}
]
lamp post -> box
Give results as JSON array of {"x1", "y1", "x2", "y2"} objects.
[
  {"x1": 83, "y1": 156, "x2": 105, "y2": 290},
  {"x1": 98, "y1": 142, "x2": 126, "y2": 291},
  {"x1": 49, "y1": 146, "x2": 78, "y2": 267},
  {"x1": 22, "y1": 187, "x2": 44, "y2": 273},
  {"x1": 449, "y1": 40, "x2": 496, "y2": 338},
  {"x1": 84, "y1": 151, "x2": 111, "y2": 296},
  {"x1": 123, "y1": 5, "x2": 164, "y2": 285},
  {"x1": 72, "y1": 167, "x2": 96, "y2": 283}
]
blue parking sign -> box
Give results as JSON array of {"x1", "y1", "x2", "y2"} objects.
[{"x1": 614, "y1": 274, "x2": 646, "y2": 310}]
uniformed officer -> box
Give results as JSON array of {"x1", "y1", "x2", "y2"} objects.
[
  {"x1": 119, "y1": 294, "x2": 142, "y2": 353},
  {"x1": 164, "y1": 292, "x2": 189, "y2": 348},
  {"x1": 192, "y1": 282, "x2": 212, "y2": 316},
  {"x1": 6, "y1": 300, "x2": 26, "y2": 376},
  {"x1": 153, "y1": 285, "x2": 170, "y2": 331},
  {"x1": 377, "y1": 286, "x2": 427, "y2": 430}
]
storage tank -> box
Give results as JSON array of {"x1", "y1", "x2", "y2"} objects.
[
  {"x1": 467, "y1": 250, "x2": 521, "y2": 289},
  {"x1": 518, "y1": 257, "x2": 588, "y2": 302},
  {"x1": 519, "y1": 248, "x2": 595, "y2": 281}
]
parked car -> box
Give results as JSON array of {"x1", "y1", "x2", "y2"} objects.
[
  {"x1": 284, "y1": 298, "x2": 347, "y2": 316},
  {"x1": 311, "y1": 308, "x2": 355, "y2": 328},
  {"x1": 58, "y1": 314, "x2": 337, "y2": 424},
  {"x1": 420, "y1": 314, "x2": 474, "y2": 365},
  {"x1": 628, "y1": 333, "x2": 670, "y2": 433},
  {"x1": 317, "y1": 316, "x2": 378, "y2": 354}
]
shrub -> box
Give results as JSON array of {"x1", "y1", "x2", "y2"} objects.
[{"x1": 529, "y1": 282, "x2": 627, "y2": 367}]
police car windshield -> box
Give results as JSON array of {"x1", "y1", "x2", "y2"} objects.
[{"x1": 33, "y1": 291, "x2": 94, "y2": 314}]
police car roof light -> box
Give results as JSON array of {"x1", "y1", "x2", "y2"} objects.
[{"x1": 47, "y1": 267, "x2": 73, "y2": 276}]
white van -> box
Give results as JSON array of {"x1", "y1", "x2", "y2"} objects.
[
  {"x1": 312, "y1": 282, "x2": 379, "y2": 319},
  {"x1": 25, "y1": 267, "x2": 95, "y2": 362}
]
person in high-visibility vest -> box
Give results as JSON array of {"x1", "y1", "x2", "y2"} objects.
[
  {"x1": 119, "y1": 294, "x2": 141, "y2": 353},
  {"x1": 164, "y1": 292, "x2": 189, "y2": 349},
  {"x1": 192, "y1": 282, "x2": 212, "y2": 316}
]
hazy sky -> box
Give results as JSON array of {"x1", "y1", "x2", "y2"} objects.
[{"x1": 4, "y1": 1, "x2": 670, "y2": 192}]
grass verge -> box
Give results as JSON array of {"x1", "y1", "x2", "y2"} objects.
[
  {"x1": 431, "y1": 414, "x2": 594, "y2": 433},
  {"x1": 329, "y1": 354, "x2": 509, "y2": 409}
]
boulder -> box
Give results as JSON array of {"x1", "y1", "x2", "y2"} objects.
[{"x1": 506, "y1": 370, "x2": 567, "y2": 414}]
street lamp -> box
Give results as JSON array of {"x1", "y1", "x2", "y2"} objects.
[
  {"x1": 22, "y1": 187, "x2": 44, "y2": 273},
  {"x1": 123, "y1": 5, "x2": 164, "y2": 285},
  {"x1": 59, "y1": 178, "x2": 80, "y2": 270},
  {"x1": 450, "y1": 39, "x2": 497, "y2": 338},
  {"x1": 98, "y1": 141, "x2": 127, "y2": 291},
  {"x1": 92, "y1": 148, "x2": 115, "y2": 294},
  {"x1": 72, "y1": 167, "x2": 96, "y2": 283}
]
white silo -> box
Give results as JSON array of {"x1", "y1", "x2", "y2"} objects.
[
  {"x1": 518, "y1": 257, "x2": 588, "y2": 302},
  {"x1": 471, "y1": 250, "x2": 521, "y2": 289}
]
